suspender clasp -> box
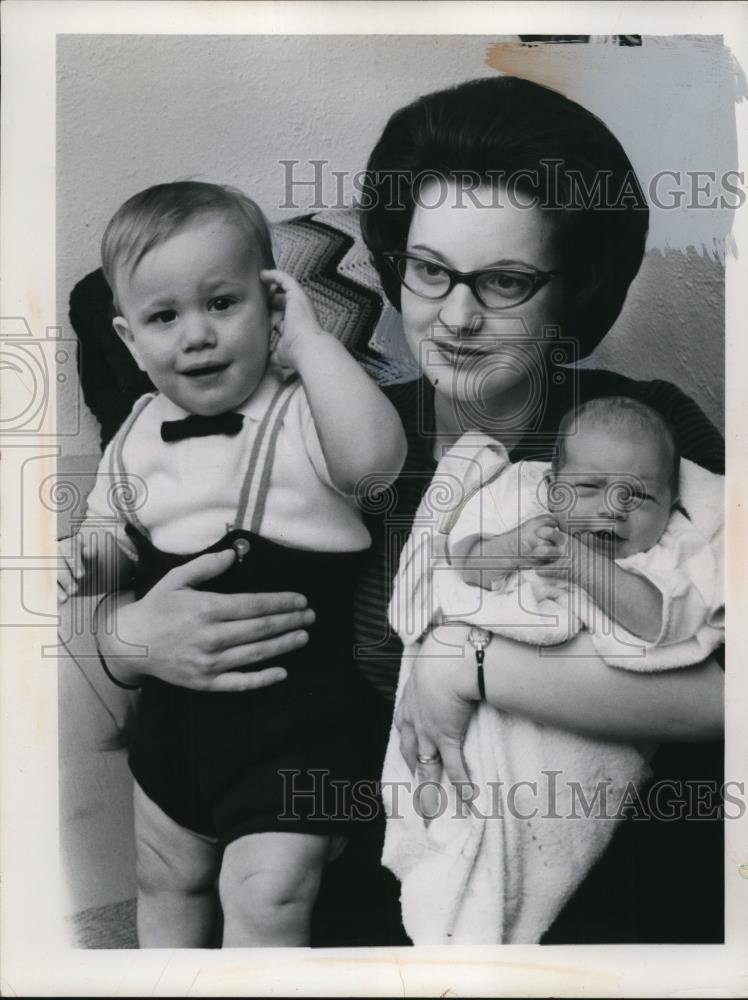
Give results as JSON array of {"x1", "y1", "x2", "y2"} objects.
[{"x1": 232, "y1": 537, "x2": 251, "y2": 563}]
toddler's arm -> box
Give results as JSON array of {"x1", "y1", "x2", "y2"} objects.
[
  {"x1": 58, "y1": 525, "x2": 134, "y2": 603},
  {"x1": 261, "y1": 269, "x2": 406, "y2": 493}
]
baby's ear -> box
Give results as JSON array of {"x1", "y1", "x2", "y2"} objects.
[
  {"x1": 542, "y1": 470, "x2": 557, "y2": 511},
  {"x1": 112, "y1": 316, "x2": 146, "y2": 371}
]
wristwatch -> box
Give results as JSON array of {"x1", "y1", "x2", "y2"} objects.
[{"x1": 467, "y1": 626, "x2": 493, "y2": 700}]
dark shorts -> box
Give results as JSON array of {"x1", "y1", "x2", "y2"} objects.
[{"x1": 127, "y1": 527, "x2": 364, "y2": 844}]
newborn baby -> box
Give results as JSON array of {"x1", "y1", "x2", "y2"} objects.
[{"x1": 383, "y1": 397, "x2": 724, "y2": 944}]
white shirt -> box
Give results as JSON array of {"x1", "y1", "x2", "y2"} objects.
[{"x1": 85, "y1": 366, "x2": 371, "y2": 556}]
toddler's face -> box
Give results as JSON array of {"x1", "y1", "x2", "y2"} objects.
[
  {"x1": 546, "y1": 425, "x2": 674, "y2": 559},
  {"x1": 113, "y1": 214, "x2": 272, "y2": 416}
]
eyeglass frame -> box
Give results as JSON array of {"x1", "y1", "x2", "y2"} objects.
[{"x1": 381, "y1": 251, "x2": 562, "y2": 310}]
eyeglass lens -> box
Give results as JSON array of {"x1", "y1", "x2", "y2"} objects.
[{"x1": 399, "y1": 257, "x2": 535, "y2": 307}]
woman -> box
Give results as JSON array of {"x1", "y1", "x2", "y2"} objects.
[{"x1": 98, "y1": 76, "x2": 724, "y2": 944}]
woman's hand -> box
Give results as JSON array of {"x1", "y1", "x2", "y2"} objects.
[
  {"x1": 97, "y1": 548, "x2": 315, "y2": 692},
  {"x1": 394, "y1": 626, "x2": 479, "y2": 813}
]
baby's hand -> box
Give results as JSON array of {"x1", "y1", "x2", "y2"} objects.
[
  {"x1": 260, "y1": 268, "x2": 325, "y2": 370},
  {"x1": 461, "y1": 514, "x2": 561, "y2": 588},
  {"x1": 534, "y1": 527, "x2": 597, "y2": 580},
  {"x1": 516, "y1": 514, "x2": 564, "y2": 563},
  {"x1": 58, "y1": 531, "x2": 97, "y2": 603}
]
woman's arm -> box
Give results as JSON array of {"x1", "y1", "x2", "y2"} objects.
[
  {"x1": 396, "y1": 625, "x2": 724, "y2": 787},
  {"x1": 477, "y1": 629, "x2": 723, "y2": 741},
  {"x1": 94, "y1": 549, "x2": 317, "y2": 691}
]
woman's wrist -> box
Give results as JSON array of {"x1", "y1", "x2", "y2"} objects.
[
  {"x1": 467, "y1": 626, "x2": 493, "y2": 700},
  {"x1": 92, "y1": 591, "x2": 144, "y2": 688},
  {"x1": 428, "y1": 623, "x2": 485, "y2": 701}
]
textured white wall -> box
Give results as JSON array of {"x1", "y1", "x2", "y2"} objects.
[{"x1": 57, "y1": 34, "x2": 730, "y2": 456}]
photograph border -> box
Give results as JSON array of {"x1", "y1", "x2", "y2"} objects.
[{"x1": 2, "y1": 2, "x2": 747, "y2": 996}]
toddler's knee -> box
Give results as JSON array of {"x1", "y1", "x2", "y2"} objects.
[
  {"x1": 136, "y1": 837, "x2": 217, "y2": 897},
  {"x1": 219, "y1": 867, "x2": 316, "y2": 929}
]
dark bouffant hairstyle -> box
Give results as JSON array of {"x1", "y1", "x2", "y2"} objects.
[{"x1": 359, "y1": 76, "x2": 649, "y2": 358}]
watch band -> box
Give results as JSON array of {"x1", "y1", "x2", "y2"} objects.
[
  {"x1": 467, "y1": 626, "x2": 492, "y2": 700},
  {"x1": 476, "y1": 648, "x2": 487, "y2": 700}
]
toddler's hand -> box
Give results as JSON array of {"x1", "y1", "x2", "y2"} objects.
[
  {"x1": 58, "y1": 531, "x2": 97, "y2": 603},
  {"x1": 260, "y1": 268, "x2": 325, "y2": 370}
]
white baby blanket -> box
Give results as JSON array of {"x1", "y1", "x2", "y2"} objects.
[{"x1": 382, "y1": 433, "x2": 724, "y2": 944}]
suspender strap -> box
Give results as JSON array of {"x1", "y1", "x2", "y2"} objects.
[
  {"x1": 233, "y1": 376, "x2": 300, "y2": 533},
  {"x1": 108, "y1": 379, "x2": 300, "y2": 540},
  {"x1": 110, "y1": 393, "x2": 156, "y2": 537}
]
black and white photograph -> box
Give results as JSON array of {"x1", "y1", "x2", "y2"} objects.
[{"x1": 2, "y1": 2, "x2": 747, "y2": 995}]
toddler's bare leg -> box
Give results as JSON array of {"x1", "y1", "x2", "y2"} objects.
[
  {"x1": 219, "y1": 832, "x2": 335, "y2": 947},
  {"x1": 134, "y1": 782, "x2": 222, "y2": 948}
]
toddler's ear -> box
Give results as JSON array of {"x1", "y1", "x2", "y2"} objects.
[
  {"x1": 268, "y1": 297, "x2": 284, "y2": 353},
  {"x1": 268, "y1": 290, "x2": 284, "y2": 327},
  {"x1": 112, "y1": 316, "x2": 146, "y2": 371}
]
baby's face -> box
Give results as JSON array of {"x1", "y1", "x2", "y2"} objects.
[
  {"x1": 113, "y1": 214, "x2": 271, "y2": 416},
  {"x1": 546, "y1": 425, "x2": 674, "y2": 558}
]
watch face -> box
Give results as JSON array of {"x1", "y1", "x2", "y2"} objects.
[{"x1": 468, "y1": 626, "x2": 492, "y2": 649}]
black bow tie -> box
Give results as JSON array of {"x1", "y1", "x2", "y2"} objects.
[{"x1": 161, "y1": 411, "x2": 245, "y2": 443}]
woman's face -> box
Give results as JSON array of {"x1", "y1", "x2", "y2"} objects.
[{"x1": 401, "y1": 180, "x2": 567, "y2": 425}]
